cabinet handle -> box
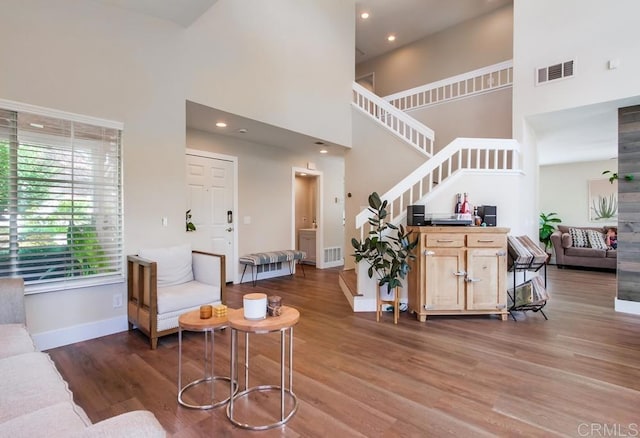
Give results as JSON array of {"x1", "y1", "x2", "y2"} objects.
[
  {"x1": 424, "y1": 250, "x2": 435, "y2": 256},
  {"x1": 477, "y1": 239, "x2": 494, "y2": 243},
  {"x1": 497, "y1": 250, "x2": 506, "y2": 256},
  {"x1": 465, "y1": 277, "x2": 481, "y2": 283},
  {"x1": 496, "y1": 304, "x2": 507, "y2": 309},
  {"x1": 453, "y1": 271, "x2": 466, "y2": 277},
  {"x1": 437, "y1": 239, "x2": 454, "y2": 243}
]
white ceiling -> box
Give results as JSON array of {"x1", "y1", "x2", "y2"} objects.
[{"x1": 91, "y1": 0, "x2": 218, "y2": 27}]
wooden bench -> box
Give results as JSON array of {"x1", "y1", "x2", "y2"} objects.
[{"x1": 239, "y1": 250, "x2": 306, "y2": 286}]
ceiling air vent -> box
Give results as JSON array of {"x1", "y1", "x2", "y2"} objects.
[{"x1": 536, "y1": 59, "x2": 575, "y2": 85}]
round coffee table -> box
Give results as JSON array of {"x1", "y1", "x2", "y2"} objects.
[
  {"x1": 226, "y1": 306, "x2": 300, "y2": 430},
  {"x1": 177, "y1": 309, "x2": 237, "y2": 409}
]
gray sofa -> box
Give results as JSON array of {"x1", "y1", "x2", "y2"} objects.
[
  {"x1": 550, "y1": 225, "x2": 617, "y2": 270},
  {"x1": 0, "y1": 278, "x2": 166, "y2": 437}
]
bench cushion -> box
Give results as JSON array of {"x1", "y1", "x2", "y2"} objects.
[{"x1": 239, "y1": 250, "x2": 305, "y2": 266}]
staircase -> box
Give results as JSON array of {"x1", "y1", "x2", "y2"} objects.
[{"x1": 345, "y1": 60, "x2": 521, "y2": 310}]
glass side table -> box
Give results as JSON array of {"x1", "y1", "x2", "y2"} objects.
[
  {"x1": 226, "y1": 306, "x2": 300, "y2": 430},
  {"x1": 177, "y1": 309, "x2": 237, "y2": 409}
]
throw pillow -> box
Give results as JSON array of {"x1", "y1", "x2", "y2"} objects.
[
  {"x1": 569, "y1": 228, "x2": 589, "y2": 248},
  {"x1": 586, "y1": 229, "x2": 608, "y2": 250},
  {"x1": 138, "y1": 244, "x2": 194, "y2": 287}
]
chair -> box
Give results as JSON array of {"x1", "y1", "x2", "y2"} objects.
[{"x1": 127, "y1": 244, "x2": 225, "y2": 349}]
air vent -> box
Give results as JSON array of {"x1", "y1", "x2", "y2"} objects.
[{"x1": 536, "y1": 59, "x2": 575, "y2": 85}]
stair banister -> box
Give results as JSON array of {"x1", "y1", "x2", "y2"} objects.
[
  {"x1": 355, "y1": 138, "x2": 520, "y2": 238},
  {"x1": 352, "y1": 82, "x2": 435, "y2": 157}
]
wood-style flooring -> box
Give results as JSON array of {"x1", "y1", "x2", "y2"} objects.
[{"x1": 48, "y1": 266, "x2": 640, "y2": 437}]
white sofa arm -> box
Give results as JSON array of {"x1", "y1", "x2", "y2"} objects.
[
  {"x1": 0, "y1": 278, "x2": 26, "y2": 325},
  {"x1": 74, "y1": 411, "x2": 165, "y2": 437}
]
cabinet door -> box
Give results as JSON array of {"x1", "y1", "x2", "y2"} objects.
[
  {"x1": 424, "y1": 248, "x2": 465, "y2": 310},
  {"x1": 466, "y1": 248, "x2": 507, "y2": 310}
]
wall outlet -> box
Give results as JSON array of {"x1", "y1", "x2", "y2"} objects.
[{"x1": 112, "y1": 293, "x2": 123, "y2": 308}]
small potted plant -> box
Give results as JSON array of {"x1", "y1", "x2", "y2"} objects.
[
  {"x1": 351, "y1": 192, "x2": 418, "y2": 302},
  {"x1": 186, "y1": 210, "x2": 196, "y2": 232}
]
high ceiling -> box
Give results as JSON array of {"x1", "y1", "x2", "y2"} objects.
[
  {"x1": 91, "y1": 0, "x2": 637, "y2": 165},
  {"x1": 355, "y1": 0, "x2": 512, "y2": 63}
]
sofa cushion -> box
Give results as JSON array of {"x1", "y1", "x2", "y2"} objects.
[
  {"x1": 565, "y1": 247, "x2": 606, "y2": 258},
  {"x1": 569, "y1": 228, "x2": 590, "y2": 248},
  {"x1": 606, "y1": 249, "x2": 617, "y2": 259},
  {"x1": 0, "y1": 323, "x2": 36, "y2": 359},
  {"x1": 138, "y1": 244, "x2": 194, "y2": 287},
  {"x1": 586, "y1": 229, "x2": 608, "y2": 250},
  {"x1": 0, "y1": 402, "x2": 87, "y2": 437},
  {"x1": 561, "y1": 233, "x2": 572, "y2": 248},
  {"x1": 0, "y1": 352, "x2": 79, "y2": 423},
  {"x1": 156, "y1": 281, "x2": 220, "y2": 315}
]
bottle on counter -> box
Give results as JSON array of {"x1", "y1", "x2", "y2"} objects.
[
  {"x1": 474, "y1": 206, "x2": 482, "y2": 226},
  {"x1": 460, "y1": 193, "x2": 470, "y2": 215},
  {"x1": 455, "y1": 193, "x2": 462, "y2": 214}
]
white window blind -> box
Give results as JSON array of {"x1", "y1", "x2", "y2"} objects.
[{"x1": 0, "y1": 105, "x2": 123, "y2": 290}]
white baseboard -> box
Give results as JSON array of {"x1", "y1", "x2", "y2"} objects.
[
  {"x1": 615, "y1": 298, "x2": 640, "y2": 315},
  {"x1": 32, "y1": 315, "x2": 129, "y2": 351}
]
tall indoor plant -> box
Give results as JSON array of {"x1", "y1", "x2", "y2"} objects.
[{"x1": 351, "y1": 192, "x2": 418, "y2": 296}]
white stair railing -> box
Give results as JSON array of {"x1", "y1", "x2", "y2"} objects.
[
  {"x1": 352, "y1": 82, "x2": 434, "y2": 157},
  {"x1": 355, "y1": 137, "x2": 521, "y2": 239},
  {"x1": 385, "y1": 60, "x2": 513, "y2": 113}
]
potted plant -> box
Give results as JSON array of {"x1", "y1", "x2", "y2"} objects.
[
  {"x1": 351, "y1": 192, "x2": 419, "y2": 300},
  {"x1": 539, "y1": 212, "x2": 561, "y2": 253}
]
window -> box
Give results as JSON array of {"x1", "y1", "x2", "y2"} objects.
[{"x1": 0, "y1": 101, "x2": 123, "y2": 292}]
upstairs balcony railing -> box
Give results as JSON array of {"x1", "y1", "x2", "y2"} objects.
[{"x1": 384, "y1": 60, "x2": 513, "y2": 112}]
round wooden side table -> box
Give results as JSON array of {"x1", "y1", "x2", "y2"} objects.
[
  {"x1": 177, "y1": 309, "x2": 237, "y2": 409},
  {"x1": 226, "y1": 306, "x2": 300, "y2": 430}
]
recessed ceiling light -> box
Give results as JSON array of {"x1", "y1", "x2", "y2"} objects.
[
  {"x1": 237, "y1": 128, "x2": 248, "y2": 134},
  {"x1": 319, "y1": 148, "x2": 328, "y2": 154},
  {"x1": 387, "y1": 34, "x2": 396, "y2": 42},
  {"x1": 299, "y1": 172, "x2": 307, "y2": 176},
  {"x1": 215, "y1": 121, "x2": 227, "y2": 128},
  {"x1": 29, "y1": 123, "x2": 44, "y2": 129},
  {"x1": 360, "y1": 12, "x2": 369, "y2": 19}
]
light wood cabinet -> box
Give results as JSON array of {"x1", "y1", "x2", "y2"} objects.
[{"x1": 407, "y1": 226, "x2": 509, "y2": 322}]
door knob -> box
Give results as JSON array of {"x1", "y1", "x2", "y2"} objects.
[{"x1": 225, "y1": 227, "x2": 233, "y2": 232}]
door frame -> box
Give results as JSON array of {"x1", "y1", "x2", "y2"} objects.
[
  {"x1": 291, "y1": 167, "x2": 324, "y2": 268},
  {"x1": 186, "y1": 148, "x2": 239, "y2": 283}
]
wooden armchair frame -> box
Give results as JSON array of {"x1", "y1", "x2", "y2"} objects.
[{"x1": 127, "y1": 250, "x2": 225, "y2": 349}]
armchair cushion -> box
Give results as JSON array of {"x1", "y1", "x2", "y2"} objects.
[
  {"x1": 138, "y1": 244, "x2": 194, "y2": 287},
  {"x1": 156, "y1": 281, "x2": 220, "y2": 315},
  {"x1": 561, "y1": 233, "x2": 572, "y2": 248}
]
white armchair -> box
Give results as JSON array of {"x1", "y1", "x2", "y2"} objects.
[{"x1": 127, "y1": 244, "x2": 225, "y2": 349}]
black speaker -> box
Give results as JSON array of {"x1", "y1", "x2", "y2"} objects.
[
  {"x1": 407, "y1": 205, "x2": 426, "y2": 226},
  {"x1": 478, "y1": 205, "x2": 497, "y2": 226}
]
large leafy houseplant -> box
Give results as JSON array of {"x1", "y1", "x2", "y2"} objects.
[
  {"x1": 539, "y1": 212, "x2": 562, "y2": 253},
  {"x1": 351, "y1": 192, "x2": 419, "y2": 294}
]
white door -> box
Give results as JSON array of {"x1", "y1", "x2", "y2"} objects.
[{"x1": 186, "y1": 154, "x2": 235, "y2": 282}]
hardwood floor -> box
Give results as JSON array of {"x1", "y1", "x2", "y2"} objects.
[{"x1": 48, "y1": 266, "x2": 640, "y2": 437}]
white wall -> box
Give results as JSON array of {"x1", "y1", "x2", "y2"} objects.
[
  {"x1": 185, "y1": 0, "x2": 355, "y2": 148},
  {"x1": 186, "y1": 128, "x2": 345, "y2": 268},
  {"x1": 513, "y1": 0, "x2": 640, "y2": 131},
  {"x1": 0, "y1": 0, "x2": 354, "y2": 347},
  {"x1": 540, "y1": 160, "x2": 618, "y2": 228}
]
